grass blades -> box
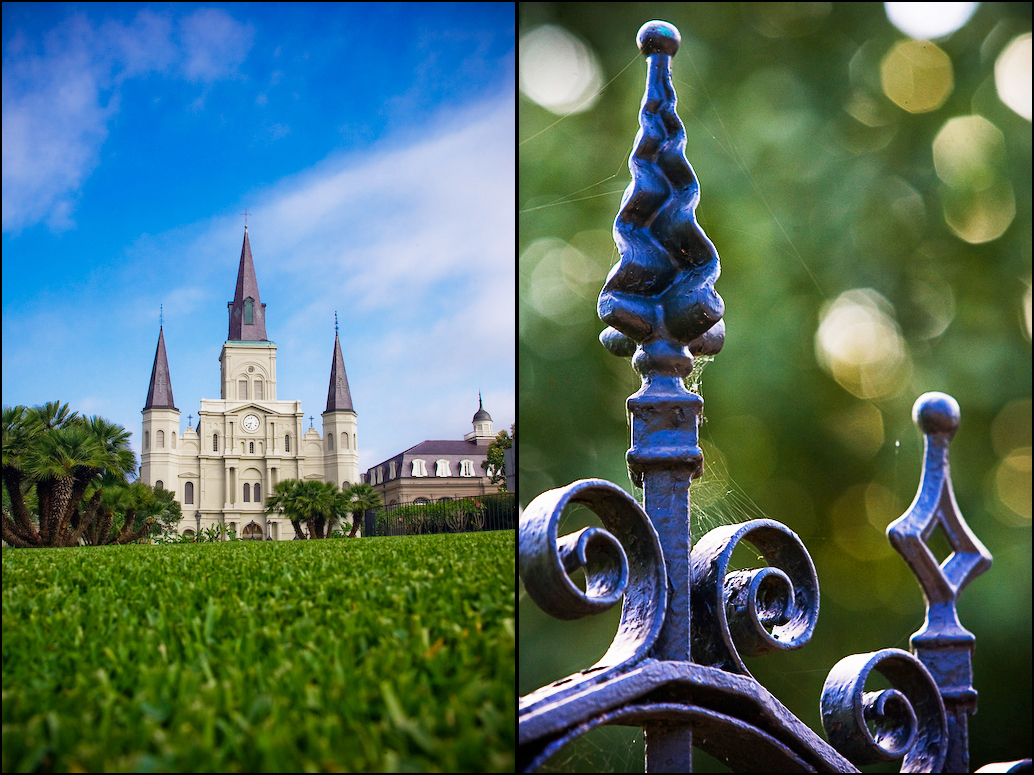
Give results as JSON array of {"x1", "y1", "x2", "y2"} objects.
[{"x1": 2, "y1": 531, "x2": 515, "y2": 772}]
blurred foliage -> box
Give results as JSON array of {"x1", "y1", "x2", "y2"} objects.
[{"x1": 519, "y1": 2, "x2": 1031, "y2": 772}]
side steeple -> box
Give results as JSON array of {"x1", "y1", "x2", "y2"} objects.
[
  {"x1": 227, "y1": 226, "x2": 268, "y2": 341},
  {"x1": 144, "y1": 326, "x2": 177, "y2": 410},
  {"x1": 325, "y1": 314, "x2": 355, "y2": 412}
]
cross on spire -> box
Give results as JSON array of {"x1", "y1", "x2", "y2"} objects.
[
  {"x1": 335, "y1": 311, "x2": 339, "y2": 334},
  {"x1": 160, "y1": 304, "x2": 163, "y2": 328},
  {"x1": 241, "y1": 209, "x2": 251, "y2": 228},
  {"x1": 309, "y1": 415, "x2": 314, "y2": 428}
]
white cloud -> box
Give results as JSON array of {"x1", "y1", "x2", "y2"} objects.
[
  {"x1": 2, "y1": 8, "x2": 255, "y2": 233},
  {"x1": 177, "y1": 8, "x2": 254, "y2": 83}
]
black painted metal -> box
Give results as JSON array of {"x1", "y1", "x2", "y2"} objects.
[{"x1": 519, "y1": 19, "x2": 1029, "y2": 774}]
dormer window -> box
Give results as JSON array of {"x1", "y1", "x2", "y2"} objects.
[
  {"x1": 435, "y1": 459, "x2": 451, "y2": 477},
  {"x1": 388, "y1": 461, "x2": 396, "y2": 479},
  {"x1": 412, "y1": 459, "x2": 427, "y2": 477},
  {"x1": 244, "y1": 298, "x2": 254, "y2": 325},
  {"x1": 460, "y1": 459, "x2": 475, "y2": 477}
]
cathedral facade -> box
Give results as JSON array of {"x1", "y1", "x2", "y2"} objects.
[{"x1": 139, "y1": 227, "x2": 359, "y2": 540}]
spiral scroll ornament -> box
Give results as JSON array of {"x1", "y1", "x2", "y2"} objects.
[
  {"x1": 821, "y1": 648, "x2": 948, "y2": 772},
  {"x1": 689, "y1": 519, "x2": 820, "y2": 675},
  {"x1": 519, "y1": 479, "x2": 668, "y2": 674},
  {"x1": 598, "y1": 20, "x2": 725, "y2": 378}
]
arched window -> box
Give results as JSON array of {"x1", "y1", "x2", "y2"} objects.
[
  {"x1": 285, "y1": 434, "x2": 290, "y2": 452},
  {"x1": 213, "y1": 433, "x2": 219, "y2": 451},
  {"x1": 244, "y1": 298, "x2": 254, "y2": 324},
  {"x1": 238, "y1": 379, "x2": 248, "y2": 400},
  {"x1": 144, "y1": 431, "x2": 149, "y2": 450},
  {"x1": 460, "y1": 459, "x2": 475, "y2": 477},
  {"x1": 254, "y1": 482, "x2": 261, "y2": 502},
  {"x1": 254, "y1": 380, "x2": 263, "y2": 400},
  {"x1": 156, "y1": 430, "x2": 165, "y2": 448},
  {"x1": 243, "y1": 522, "x2": 263, "y2": 540},
  {"x1": 412, "y1": 459, "x2": 427, "y2": 477},
  {"x1": 172, "y1": 432, "x2": 177, "y2": 449},
  {"x1": 185, "y1": 482, "x2": 194, "y2": 504},
  {"x1": 343, "y1": 481, "x2": 350, "y2": 490},
  {"x1": 155, "y1": 480, "x2": 164, "y2": 490},
  {"x1": 328, "y1": 433, "x2": 334, "y2": 451},
  {"x1": 353, "y1": 433, "x2": 357, "y2": 450},
  {"x1": 243, "y1": 483, "x2": 251, "y2": 502},
  {"x1": 414, "y1": 498, "x2": 430, "y2": 506},
  {"x1": 249, "y1": 441, "x2": 254, "y2": 454},
  {"x1": 342, "y1": 432, "x2": 349, "y2": 449},
  {"x1": 435, "y1": 459, "x2": 451, "y2": 477},
  {"x1": 388, "y1": 461, "x2": 396, "y2": 479}
]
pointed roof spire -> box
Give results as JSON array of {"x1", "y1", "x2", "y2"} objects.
[
  {"x1": 473, "y1": 392, "x2": 491, "y2": 422},
  {"x1": 227, "y1": 227, "x2": 268, "y2": 341},
  {"x1": 325, "y1": 325, "x2": 355, "y2": 413},
  {"x1": 144, "y1": 326, "x2": 177, "y2": 410}
]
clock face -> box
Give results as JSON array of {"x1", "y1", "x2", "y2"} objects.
[{"x1": 242, "y1": 414, "x2": 260, "y2": 432}]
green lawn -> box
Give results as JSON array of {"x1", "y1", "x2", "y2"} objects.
[{"x1": 2, "y1": 531, "x2": 515, "y2": 772}]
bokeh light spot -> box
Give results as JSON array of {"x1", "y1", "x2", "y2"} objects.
[
  {"x1": 885, "y1": 2, "x2": 979, "y2": 40},
  {"x1": 933, "y1": 115, "x2": 1005, "y2": 191},
  {"x1": 942, "y1": 180, "x2": 1015, "y2": 243},
  {"x1": 816, "y1": 289, "x2": 911, "y2": 399},
  {"x1": 519, "y1": 25, "x2": 602, "y2": 116},
  {"x1": 995, "y1": 448, "x2": 1033, "y2": 520},
  {"x1": 880, "y1": 40, "x2": 954, "y2": 114},
  {"x1": 990, "y1": 399, "x2": 1032, "y2": 459},
  {"x1": 995, "y1": 33, "x2": 1032, "y2": 121}
]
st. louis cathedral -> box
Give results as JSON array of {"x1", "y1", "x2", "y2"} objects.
[{"x1": 139, "y1": 227, "x2": 359, "y2": 541}]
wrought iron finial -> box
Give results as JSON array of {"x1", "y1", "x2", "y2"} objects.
[
  {"x1": 598, "y1": 20, "x2": 725, "y2": 374},
  {"x1": 886, "y1": 392, "x2": 992, "y2": 773},
  {"x1": 335, "y1": 311, "x2": 338, "y2": 335},
  {"x1": 242, "y1": 208, "x2": 250, "y2": 229}
]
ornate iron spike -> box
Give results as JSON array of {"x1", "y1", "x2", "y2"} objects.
[{"x1": 887, "y1": 392, "x2": 993, "y2": 773}]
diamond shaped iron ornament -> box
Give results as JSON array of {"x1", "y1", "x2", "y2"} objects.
[
  {"x1": 518, "y1": 19, "x2": 1029, "y2": 774},
  {"x1": 887, "y1": 392, "x2": 993, "y2": 773}
]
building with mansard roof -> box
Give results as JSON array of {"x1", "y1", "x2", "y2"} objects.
[
  {"x1": 140, "y1": 227, "x2": 359, "y2": 541},
  {"x1": 363, "y1": 395, "x2": 501, "y2": 506}
]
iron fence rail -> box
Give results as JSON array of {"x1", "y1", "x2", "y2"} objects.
[{"x1": 364, "y1": 492, "x2": 515, "y2": 537}]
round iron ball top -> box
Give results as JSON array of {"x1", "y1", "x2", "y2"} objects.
[
  {"x1": 913, "y1": 392, "x2": 960, "y2": 439},
  {"x1": 637, "y1": 21, "x2": 680, "y2": 57}
]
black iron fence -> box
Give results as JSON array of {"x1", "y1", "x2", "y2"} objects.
[{"x1": 364, "y1": 492, "x2": 515, "y2": 537}]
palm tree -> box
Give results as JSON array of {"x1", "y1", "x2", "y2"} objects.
[
  {"x1": 266, "y1": 479, "x2": 306, "y2": 539},
  {"x1": 338, "y1": 483, "x2": 382, "y2": 537},
  {"x1": 265, "y1": 479, "x2": 341, "y2": 539},
  {"x1": 2, "y1": 402, "x2": 139, "y2": 548}
]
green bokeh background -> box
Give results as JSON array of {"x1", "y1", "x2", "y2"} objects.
[{"x1": 519, "y1": 2, "x2": 1031, "y2": 771}]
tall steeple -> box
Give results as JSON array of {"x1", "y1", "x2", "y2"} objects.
[
  {"x1": 144, "y1": 326, "x2": 177, "y2": 410},
  {"x1": 227, "y1": 226, "x2": 268, "y2": 341},
  {"x1": 325, "y1": 315, "x2": 354, "y2": 412}
]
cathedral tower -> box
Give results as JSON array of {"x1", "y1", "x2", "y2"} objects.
[
  {"x1": 322, "y1": 317, "x2": 360, "y2": 491},
  {"x1": 220, "y1": 226, "x2": 278, "y2": 404},
  {"x1": 141, "y1": 326, "x2": 180, "y2": 490}
]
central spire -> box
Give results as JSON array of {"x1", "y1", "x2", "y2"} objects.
[
  {"x1": 325, "y1": 325, "x2": 355, "y2": 413},
  {"x1": 227, "y1": 226, "x2": 268, "y2": 341}
]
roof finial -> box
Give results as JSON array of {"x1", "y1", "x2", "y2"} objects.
[
  {"x1": 479, "y1": 391, "x2": 483, "y2": 410},
  {"x1": 241, "y1": 208, "x2": 250, "y2": 230},
  {"x1": 160, "y1": 304, "x2": 163, "y2": 328},
  {"x1": 335, "y1": 311, "x2": 339, "y2": 334}
]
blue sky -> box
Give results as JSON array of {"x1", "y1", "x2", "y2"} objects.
[{"x1": 2, "y1": 2, "x2": 515, "y2": 475}]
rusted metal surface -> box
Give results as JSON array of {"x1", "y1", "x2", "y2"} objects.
[{"x1": 518, "y1": 18, "x2": 1026, "y2": 774}]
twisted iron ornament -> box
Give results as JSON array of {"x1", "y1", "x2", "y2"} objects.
[{"x1": 518, "y1": 19, "x2": 1021, "y2": 773}]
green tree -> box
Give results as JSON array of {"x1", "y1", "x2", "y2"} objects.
[
  {"x1": 481, "y1": 424, "x2": 514, "y2": 489},
  {"x1": 2, "y1": 402, "x2": 141, "y2": 548},
  {"x1": 338, "y1": 482, "x2": 382, "y2": 537},
  {"x1": 265, "y1": 478, "x2": 340, "y2": 539}
]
